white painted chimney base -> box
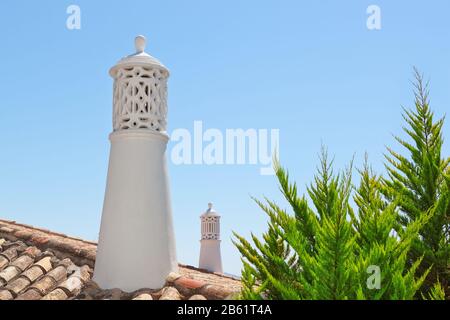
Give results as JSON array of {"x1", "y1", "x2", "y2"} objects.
[
  {"x1": 199, "y1": 239, "x2": 223, "y2": 273},
  {"x1": 93, "y1": 130, "x2": 178, "y2": 292}
]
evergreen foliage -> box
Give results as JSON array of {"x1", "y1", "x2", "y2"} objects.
[
  {"x1": 382, "y1": 69, "x2": 449, "y2": 297},
  {"x1": 233, "y1": 70, "x2": 448, "y2": 300}
]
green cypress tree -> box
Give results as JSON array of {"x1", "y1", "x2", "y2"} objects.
[
  {"x1": 233, "y1": 151, "x2": 432, "y2": 299},
  {"x1": 233, "y1": 70, "x2": 448, "y2": 300},
  {"x1": 382, "y1": 69, "x2": 450, "y2": 297},
  {"x1": 234, "y1": 150, "x2": 356, "y2": 299}
]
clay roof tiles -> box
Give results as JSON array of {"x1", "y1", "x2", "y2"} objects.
[{"x1": 0, "y1": 219, "x2": 241, "y2": 300}]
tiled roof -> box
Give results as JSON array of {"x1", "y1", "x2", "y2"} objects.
[{"x1": 0, "y1": 219, "x2": 241, "y2": 300}]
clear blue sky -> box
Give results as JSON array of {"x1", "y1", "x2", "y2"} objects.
[{"x1": 0, "y1": 1, "x2": 449, "y2": 276}]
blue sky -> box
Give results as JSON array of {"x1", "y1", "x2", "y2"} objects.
[{"x1": 0, "y1": 1, "x2": 449, "y2": 276}]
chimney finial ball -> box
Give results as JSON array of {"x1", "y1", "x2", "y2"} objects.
[{"x1": 135, "y1": 35, "x2": 146, "y2": 53}]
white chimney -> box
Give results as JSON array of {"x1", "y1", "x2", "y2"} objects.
[
  {"x1": 93, "y1": 36, "x2": 178, "y2": 291},
  {"x1": 199, "y1": 203, "x2": 223, "y2": 273}
]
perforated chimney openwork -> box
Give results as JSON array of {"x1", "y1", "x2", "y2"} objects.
[
  {"x1": 112, "y1": 66, "x2": 169, "y2": 132},
  {"x1": 201, "y1": 215, "x2": 221, "y2": 240}
]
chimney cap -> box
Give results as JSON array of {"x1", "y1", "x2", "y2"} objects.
[
  {"x1": 110, "y1": 35, "x2": 169, "y2": 77},
  {"x1": 201, "y1": 203, "x2": 220, "y2": 217}
]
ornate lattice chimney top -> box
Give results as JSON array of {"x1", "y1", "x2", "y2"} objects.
[
  {"x1": 201, "y1": 203, "x2": 221, "y2": 241},
  {"x1": 109, "y1": 36, "x2": 169, "y2": 133}
]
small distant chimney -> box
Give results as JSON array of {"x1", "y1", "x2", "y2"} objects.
[
  {"x1": 93, "y1": 36, "x2": 178, "y2": 291},
  {"x1": 199, "y1": 203, "x2": 223, "y2": 273}
]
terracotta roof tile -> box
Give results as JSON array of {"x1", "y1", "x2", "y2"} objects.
[
  {"x1": 200, "y1": 284, "x2": 232, "y2": 300},
  {"x1": 22, "y1": 266, "x2": 44, "y2": 282},
  {"x1": 0, "y1": 247, "x2": 19, "y2": 262},
  {"x1": 159, "y1": 287, "x2": 182, "y2": 300},
  {"x1": 11, "y1": 255, "x2": 34, "y2": 271},
  {"x1": 0, "y1": 218, "x2": 241, "y2": 300},
  {"x1": 47, "y1": 266, "x2": 68, "y2": 283},
  {"x1": 29, "y1": 276, "x2": 58, "y2": 296},
  {"x1": 6, "y1": 276, "x2": 31, "y2": 295},
  {"x1": 42, "y1": 288, "x2": 69, "y2": 300},
  {"x1": 174, "y1": 276, "x2": 205, "y2": 296},
  {"x1": 0, "y1": 289, "x2": 14, "y2": 300},
  {"x1": 58, "y1": 274, "x2": 84, "y2": 296},
  {"x1": 34, "y1": 256, "x2": 53, "y2": 273},
  {"x1": 0, "y1": 266, "x2": 21, "y2": 283},
  {"x1": 16, "y1": 289, "x2": 42, "y2": 300}
]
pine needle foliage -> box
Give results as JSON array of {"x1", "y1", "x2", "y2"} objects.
[
  {"x1": 233, "y1": 150, "x2": 432, "y2": 300},
  {"x1": 381, "y1": 69, "x2": 450, "y2": 297},
  {"x1": 233, "y1": 69, "x2": 448, "y2": 300},
  {"x1": 352, "y1": 157, "x2": 432, "y2": 299}
]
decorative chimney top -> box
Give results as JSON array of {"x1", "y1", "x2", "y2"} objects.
[
  {"x1": 199, "y1": 203, "x2": 223, "y2": 273},
  {"x1": 200, "y1": 203, "x2": 221, "y2": 240},
  {"x1": 109, "y1": 36, "x2": 169, "y2": 133}
]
